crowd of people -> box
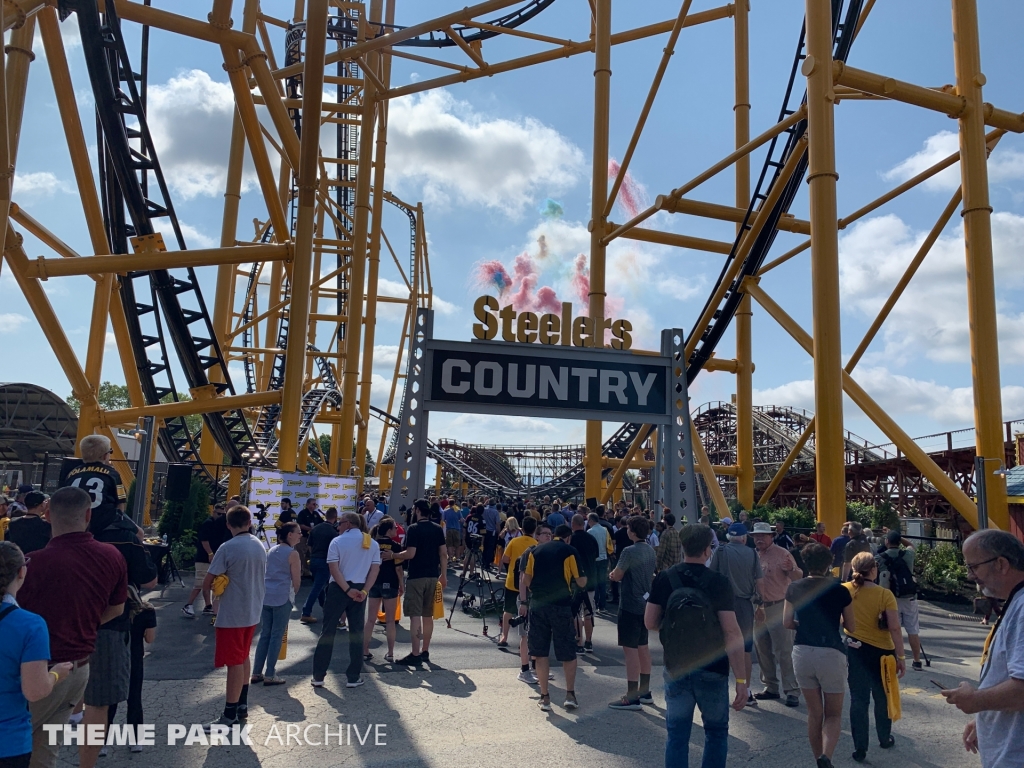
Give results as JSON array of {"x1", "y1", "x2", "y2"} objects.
[{"x1": 1, "y1": 455, "x2": 1022, "y2": 768}]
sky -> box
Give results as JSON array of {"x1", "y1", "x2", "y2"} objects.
[{"x1": 4, "y1": 0, "x2": 1024, "y2": 464}]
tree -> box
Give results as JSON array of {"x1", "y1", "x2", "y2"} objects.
[
  {"x1": 66, "y1": 381, "x2": 131, "y2": 414},
  {"x1": 306, "y1": 433, "x2": 374, "y2": 476},
  {"x1": 67, "y1": 381, "x2": 201, "y2": 437}
]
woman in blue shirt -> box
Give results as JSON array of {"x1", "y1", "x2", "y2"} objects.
[{"x1": 0, "y1": 541, "x2": 73, "y2": 768}]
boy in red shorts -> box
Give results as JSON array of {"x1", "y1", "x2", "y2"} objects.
[{"x1": 202, "y1": 506, "x2": 267, "y2": 729}]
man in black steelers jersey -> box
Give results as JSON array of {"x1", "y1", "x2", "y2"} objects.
[{"x1": 63, "y1": 434, "x2": 131, "y2": 535}]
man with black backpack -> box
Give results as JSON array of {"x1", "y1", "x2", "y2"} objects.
[
  {"x1": 645, "y1": 524, "x2": 749, "y2": 768},
  {"x1": 877, "y1": 529, "x2": 923, "y2": 670}
]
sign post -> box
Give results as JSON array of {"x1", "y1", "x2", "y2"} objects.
[{"x1": 393, "y1": 308, "x2": 699, "y2": 521}]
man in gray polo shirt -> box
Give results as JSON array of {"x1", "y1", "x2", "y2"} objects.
[{"x1": 710, "y1": 522, "x2": 764, "y2": 708}]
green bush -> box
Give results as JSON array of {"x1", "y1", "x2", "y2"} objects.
[
  {"x1": 915, "y1": 542, "x2": 968, "y2": 593},
  {"x1": 846, "y1": 502, "x2": 874, "y2": 528},
  {"x1": 170, "y1": 530, "x2": 197, "y2": 566},
  {"x1": 761, "y1": 506, "x2": 817, "y2": 531},
  {"x1": 870, "y1": 502, "x2": 901, "y2": 532},
  {"x1": 157, "y1": 475, "x2": 210, "y2": 540}
]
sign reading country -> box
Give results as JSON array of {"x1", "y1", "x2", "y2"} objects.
[{"x1": 425, "y1": 340, "x2": 671, "y2": 423}]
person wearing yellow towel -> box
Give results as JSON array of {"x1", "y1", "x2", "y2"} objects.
[{"x1": 844, "y1": 551, "x2": 905, "y2": 763}]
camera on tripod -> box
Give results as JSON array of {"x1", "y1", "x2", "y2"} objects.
[{"x1": 253, "y1": 504, "x2": 268, "y2": 522}]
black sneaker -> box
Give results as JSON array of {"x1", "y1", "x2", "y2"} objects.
[
  {"x1": 753, "y1": 689, "x2": 781, "y2": 701},
  {"x1": 852, "y1": 750, "x2": 866, "y2": 763},
  {"x1": 608, "y1": 696, "x2": 642, "y2": 711},
  {"x1": 236, "y1": 707, "x2": 248, "y2": 721},
  {"x1": 420, "y1": 651, "x2": 430, "y2": 663},
  {"x1": 880, "y1": 736, "x2": 895, "y2": 749},
  {"x1": 395, "y1": 653, "x2": 422, "y2": 666},
  {"x1": 638, "y1": 691, "x2": 653, "y2": 705},
  {"x1": 816, "y1": 757, "x2": 834, "y2": 768},
  {"x1": 785, "y1": 695, "x2": 800, "y2": 708},
  {"x1": 202, "y1": 605, "x2": 215, "y2": 615},
  {"x1": 575, "y1": 645, "x2": 585, "y2": 655},
  {"x1": 912, "y1": 660, "x2": 923, "y2": 671},
  {"x1": 584, "y1": 641, "x2": 593, "y2": 653}
]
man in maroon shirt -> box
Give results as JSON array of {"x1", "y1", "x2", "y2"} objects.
[{"x1": 18, "y1": 486, "x2": 127, "y2": 768}]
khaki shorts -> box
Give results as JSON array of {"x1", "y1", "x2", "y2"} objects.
[
  {"x1": 404, "y1": 577, "x2": 438, "y2": 617},
  {"x1": 194, "y1": 561, "x2": 209, "y2": 588},
  {"x1": 897, "y1": 596, "x2": 920, "y2": 635},
  {"x1": 793, "y1": 645, "x2": 848, "y2": 694},
  {"x1": 446, "y1": 529, "x2": 462, "y2": 548}
]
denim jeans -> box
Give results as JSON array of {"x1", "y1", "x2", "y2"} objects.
[
  {"x1": 253, "y1": 601, "x2": 293, "y2": 677},
  {"x1": 302, "y1": 558, "x2": 330, "y2": 617},
  {"x1": 664, "y1": 669, "x2": 730, "y2": 768}
]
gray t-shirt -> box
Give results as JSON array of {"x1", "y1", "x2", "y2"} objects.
[
  {"x1": 617, "y1": 541, "x2": 656, "y2": 615},
  {"x1": 710, "y1": 540, "x2": 763, "y2": 600},
  {"x1": 977, "y1": 590, "x2": 1024, "y2": 768},
  {"x1": 209, "y1": 533, "x2": 267, "y2": 628}
]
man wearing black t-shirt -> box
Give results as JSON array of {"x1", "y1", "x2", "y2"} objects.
[
  {"x1": 646, "y1": 524, "x2": 749, "y2": 766},
  {"x1": 391, "y1": 499, "x2": 447, "y2": 666},
  {"x1": 569, "y1": 514, "x2": 599, "y2": 653},
  {"x1": 62, "y1": 434, "x2": 128, "y2": 534},
  {"x1": 296, "y1": 498, "x2": 325, "y2": 577},
  {"x1": 610, "y1": 516, "x2": 632, "y2": 605},
  {"x1": 301, "y1": 508, "x2": 340, "y2": 623},
  {"x1": 520, "y1": 523, "x2": 587, "y2": 711},
  {"x1": 274, "y1": 497, "x2": 297, "y2": 543},
  {"x1": 183, "y1": 502, "x2": 227, "y2": 618},
  {"x1": 6, "y1": 490, "x2": 51, "y2": 554}
]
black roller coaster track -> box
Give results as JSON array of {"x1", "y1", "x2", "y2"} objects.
[{"x1": 61, "y1": 0, "x2": 263, "y2": 472}]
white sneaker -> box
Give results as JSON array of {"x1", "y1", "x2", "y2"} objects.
[
  {"x1": 310, "y1": 678, "x2": 325, "y2": 688},
  {"x1": 181, "y1": 605, "x2": 195, "y2": 618},
  {"x1": 345, "y1": 678, "x2": 365, "y2": 688}
]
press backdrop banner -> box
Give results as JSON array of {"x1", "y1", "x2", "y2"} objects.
[{"x1": 247, "y1": 470, "x2": 358, "y2": 528}]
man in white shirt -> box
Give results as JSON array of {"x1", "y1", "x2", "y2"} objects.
[
  {"x1": 363, "y1": 497, "x2": 384, "y2": 530},
  {"x1": 942, "y1": 530, "x2": 1024, "y2": 768},
  {"x1": 311, "y1": 513, "x2": 380, "y2": 689}
]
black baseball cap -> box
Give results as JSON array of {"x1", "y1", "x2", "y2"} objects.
[
  {"x1": 18, "y1": 484, "x2": 34, "y2": 494},
  {"x1": 413, "y1": 499, "x2": 430, "y2": 515},
  {"x1": 886, "y1": 530, "x2": 902, "y2": 546},
  {"x1": 24, "y1": 491, "x2": 46, "y2": 509}
]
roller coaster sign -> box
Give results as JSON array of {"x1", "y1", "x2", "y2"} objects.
[
  {"x1": 426, "y1": 341, "x2": 670, "y2": 423},
  {"x1": 393, "y1": 308, "x2": 698, "y2": 521}
]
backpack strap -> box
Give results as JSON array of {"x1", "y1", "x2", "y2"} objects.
[
  {"x1": 667, "y1": 567, "x2": 684, "y2": 594},
  {"x1": 0, "y1": 603, "x2": 18, "y2": 625}
]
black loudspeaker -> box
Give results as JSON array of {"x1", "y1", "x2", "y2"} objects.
[
  {"x1": 165, "y1": 464, "x2": 193, "y2": 502},
  {"x1": 59, "y1": 457, "x2": 84, "y2": 486},
  {"x1": 586, "y1": 497, "x2": 598, "y2": 510}
]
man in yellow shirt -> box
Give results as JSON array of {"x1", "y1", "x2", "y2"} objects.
[
  {"x1": 0, "y1": 496, "x2": 9, "y2": 541},
  {"x1": 499, "y1": 516, "x2": 538, "y2": 651}
]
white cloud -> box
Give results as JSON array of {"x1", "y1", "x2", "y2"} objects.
[
  {"x1": 839, "y1": 212, "x2": 1024, "y2": 364},
  {"x1": 373, "y1": 344, "x2": 402, "y2": 367},
  {"x1": 147, "y1": 70, "x2": 260, "y2": 200},
  {"x1": 883, "y1": 130, "x2": 1024, "y2": 192},
  {"x1": 387, "y1": 90, "x2": 584, "y2": 216},
  {"x1": 448, "y1": 413, "x2": 557, "y2": 435},
  {"x1": 754, "y1": 367, "x2": 1024, "y2": 426},
  {"x1": 13, "y1": 171, "x2": 72, "y2": 196},
  {"x1": 0, "y1": 313, "x2": 29, "y2": 333},
  {"x1": 178, "y1": 222, "x2": 217, "y2": 249}
]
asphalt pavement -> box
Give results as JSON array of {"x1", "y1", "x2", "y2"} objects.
[{"x1": 51, "y1": 565, "x2": 991, "y2": 768}]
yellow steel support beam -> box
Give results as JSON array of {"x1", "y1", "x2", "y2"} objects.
[
  {"x1": 100, "y1": 390, "x2": 282, "y2": 426},
  {"x1": 585, "y1": 0, "x2": 612, "y2": 501},
  {"x1": 384, "y1": 6, "x2": 734, "y2": 103},
  {"x1": 610, "y1": 225, "x2": 733, "y2": 254},
  {"x1": 832, "y1": 62, "x2": 1024, "y2": 133},
  {"x1": 734, "y1": 0, "x2": 754, "y2": 511},
  {"x1": 339, "y1": 5, "x2": 381, "y2": 478},
  {"x1": 277, "y1": 0, "x2": 329, "y2": 471},
  {"x1": 662, "y1": 197, "x2": 811, "y2": 235},
  {"x1": 757, "y1": 185, "x2": 966, "y2": 507},
  {"x1": 600, "y1": 425, "x2": 652, "y2": 506},
  {"x1": 690, "y1": 421, "x2": 730, "y2": 519},
  {"x1": 24, "y1": 243, "x2": 292, "y2": 279},
  {"x1": 357, "y1": 0, "x2": 395, "y2": 493},
  {"x1": 744, "y1": 277, "x2": 980, "y2": 529},
  {"x1": 804, "y1": 0, "x2": 846, "y2": 536},
  {"x1": 952, "y1": 0, "x2": 1008, "y2": 530}
]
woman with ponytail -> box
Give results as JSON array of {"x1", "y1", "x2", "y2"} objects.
[
  {"x1": 844, "y1": 551, "x2": 906, "y2": 763},
  {"x1": 0, "y1": 541, "x2": 73, "y2": 768}
]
